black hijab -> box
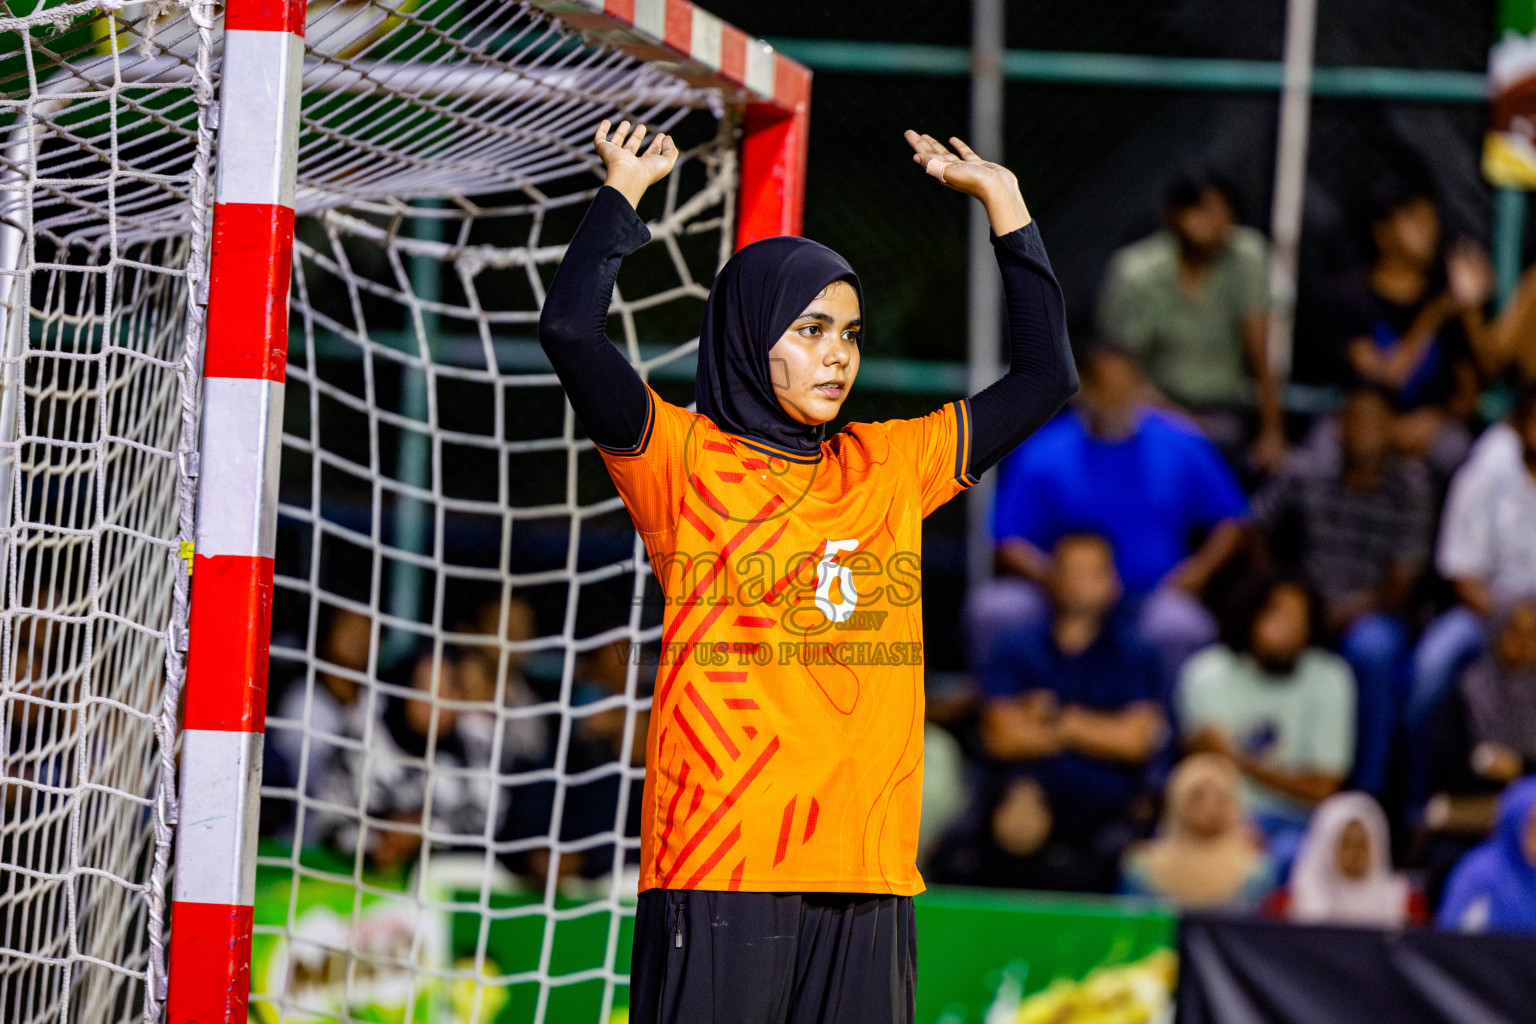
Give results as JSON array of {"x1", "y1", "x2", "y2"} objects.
[{"x1": 696, "y1": 235, "x2": 863, "y2": 457}]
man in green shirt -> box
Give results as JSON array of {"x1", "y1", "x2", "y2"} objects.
[{"x1": 1098, "y1": 172, "x2": 1285, "y2": 470}]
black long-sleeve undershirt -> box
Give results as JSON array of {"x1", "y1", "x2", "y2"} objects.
[
  {"x1": 537, "y1": 186, "x2": 654, "y2": 452},
  {"x1": 967, "y1": 215, "x2": 1079, "y2": 475},
  {"x1": 538, "y1": 185, "x2": 1078, "y2": 471}
]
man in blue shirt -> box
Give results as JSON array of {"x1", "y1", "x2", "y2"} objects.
[
  {"x1": 966, "y1": 534, "x2": 1165, "y2": 891},
  {"x1": 967, "y1": 344, "x2": 1250, "y2": 696}
]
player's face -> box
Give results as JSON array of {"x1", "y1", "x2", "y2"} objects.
[{"x1": 766, "y1": 280, "x2": 862, "y2": 426}]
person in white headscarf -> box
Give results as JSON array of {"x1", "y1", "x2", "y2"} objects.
[{"x1": 1288, "y1": 791, "x2": 1412, "y2": 927}]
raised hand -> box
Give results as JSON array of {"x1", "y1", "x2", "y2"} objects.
[
  {"x1": 1446, "y1": 238, "x2": 1494, "y2": 312},
  {"x1": 595, "y1": 119, "x2": 679, "y2": 209},
  {"x1": 905, "y1": 129, "x2": 1031, "y2": 235}
]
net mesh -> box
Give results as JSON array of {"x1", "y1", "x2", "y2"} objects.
[
  {"x1": 262, "y1": 4, "x2": 735, "y2": 1022},
  {"x1": 260, "y1": 173, "x2": 730, "y2": 1022},
  {"x1": 2, "y1": 0, "x2": 742, "y2": 1022},
  {"x1": 0, "y1": 2, "x2": 215, "y2": 1023}
]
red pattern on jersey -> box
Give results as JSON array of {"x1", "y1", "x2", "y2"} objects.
[
  {"x1": 599, "y1": 384, "x2": 971, "y2": 894},
  {"x1": 773, "y1": 796, "x2": 797, "y2": 867}
]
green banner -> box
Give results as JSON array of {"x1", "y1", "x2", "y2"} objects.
[
  {"x1": 915, "y1": 887, "x2": 1176, "y2": 1024},
  {"x1": 248, "y1": 844, "x2": 633, "y2": 1024},
  {"x1": 247, "y1": 846, "x2": 1174, "y2": 1024}
]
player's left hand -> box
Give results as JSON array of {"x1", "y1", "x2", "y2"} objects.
[{"x1": 595, "y1": 119, "x2": 679, "y2": 208}]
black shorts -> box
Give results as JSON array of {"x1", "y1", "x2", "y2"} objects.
[{"x1": 629, "y1": 889, "x2": 916, "y2": 1024}]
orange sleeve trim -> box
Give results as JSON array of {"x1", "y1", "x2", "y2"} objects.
[{"x1": 593, "y1": 383, "x2": 656, "y2": 457}]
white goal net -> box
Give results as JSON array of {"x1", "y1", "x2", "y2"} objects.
[
  {"x1": 1, "y1": 3, "x2": 213, "y2": 1023},
  {"x1": 1, "y1": 0, "x2": 752, "y2": 1021}
]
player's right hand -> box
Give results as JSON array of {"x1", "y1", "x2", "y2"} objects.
[{"x1": 595, "y1": 119, "x2": 678, "y2": 205}]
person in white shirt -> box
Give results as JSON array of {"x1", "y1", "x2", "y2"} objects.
[
  {"x1": 1408, "y1": 383, "x2": 1536, "y2": 745},
  {"x1": 1177, "y1": 572, "x2": 1356, "y2": 870}
]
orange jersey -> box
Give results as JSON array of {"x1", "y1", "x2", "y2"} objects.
[{"x1": 597, "y1": 382, "x2": 976, "y2": 895}]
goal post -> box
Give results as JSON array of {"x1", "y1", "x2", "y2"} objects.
[
  {"x1": 167, "y1": 4, "x2": 810, "y2": 1024},
  {"x1": 0, "y1": 0, "x2": 807, "y2": 1022},
  {"x1": 168, "y1": 5, "x2": 303, "y2": 1024}
]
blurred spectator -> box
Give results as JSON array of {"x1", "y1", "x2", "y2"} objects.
[
  {"x1": 919, "y1": 669, "x2": 980, "y2": 871},
  {"x1": 1177, "y1": 574, "x2": 1354, "y2": 863},
  {"x1": 1121, "y1": 753, "x2": 1274, "y2": 910},
  {"x1": 3, "y1": 593, "x2": 75, "y2": 816},
  {"x1": 1449, "y1": 595, "x2": 1536, "y2": 788},
  {"x1": 1437, "y1": 777, "x2": 1536, "y2": 934},
  {"x1": 552, "y1": 640, "x2": 649, "y2": 880},
  {"x1": 567, "y1": 640, "x2": 647, "y2": 770},
  {"x1": 456, "y1": 595, "x2": 550, "y2": 768},
  {"x1": 353, "y1": 640, "x2": 509, "y2": 870},
  {"x1": 303, "y1": 596, "x2": 545, "y2": 872},
  {"x1": 971, "y1": 344, "x2": 1249, "y2": 693},
  {"x1": 977, "y1": 534, "x2": 1166, "y2": 889},
  {"x1": 1252, "y1": 383, "x2": 1433, "y2": 795},
  {"x1": 451, "y1": 595, "x2": 615, "y2": 884},
  {"x1": 266, "y1": 606, "x2": 374, "y2": 847},
  {"x1": 928, "y1": 775, "x2": 1111, "y2": 893},
  {"x1": 1423, "y1": 595, "x2": 1536, "y2": 850},
  {"x1": 1097, "y1": 170, "x2": 1284, "y2": 469},
  {"x1": 920, "y1": 721, "x2": 968, "y2": 870},
  {"x1": 1285, "y1": 792, "x2": 1414, "y2": 927},
  {"x1": 1408, "y1": 383, "x2": 1536, "y2": 750},
  {"x1": 1321, "y1": 176, "x2": 1496, "y2": 471},
  {"x1": 1488, "y1": 264, "x2": 1536, "y2": 384}
]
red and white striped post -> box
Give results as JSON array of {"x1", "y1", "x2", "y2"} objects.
[{"x1": 166, "y1": 0, "x2": 304, "y2": 1019}]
